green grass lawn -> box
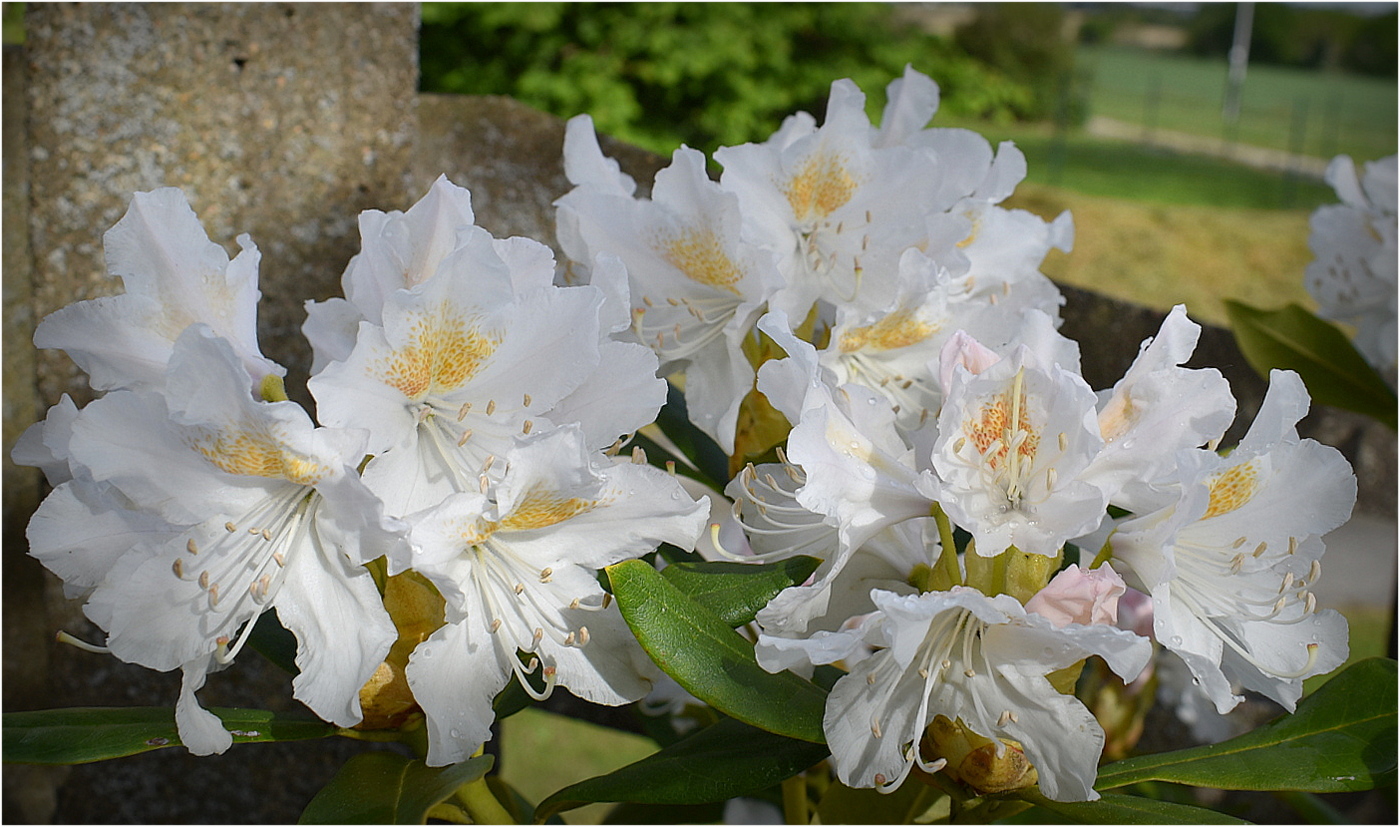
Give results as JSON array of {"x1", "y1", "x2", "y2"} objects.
[
  {"x1": 935, "y1": 115, "x2": 1336, "y2": 211},
  {"x1": 1078, "y1": 45, "x2": 1397, "y2": 164}
]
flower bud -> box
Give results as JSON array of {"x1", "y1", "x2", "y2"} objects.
[
  {"x1": 923, "y1": 715, "x2": 1039, "y2": 795},
  {"x1": 356, "y1": 571, "x2": 444, "y2": 730}
]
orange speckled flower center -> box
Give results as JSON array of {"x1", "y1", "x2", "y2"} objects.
[
  {"x1": 192, "y1": 429, "x2": 330, "y2": 486},
  {"x1": 785, "y1": 152, "x2": 858, "y2": 222},
  {"x1": 657, "y1": 227, "x2": 743, "y2": 294},
  {"x1": 839, "y1": 308, "x2": 939, "y2": 353},
  {"x1": 375, "y1": 309, "x2": 500, "y2": 401},
  {"x1": 501, "y1": 488, "x2": 597, "y2": 532},
  {"x1": 965, "y1": 386, "x2": 1040, "y2": 473},
  {"x1": 1203, "y1": 461, "x2": 1260, "y2": 520}
]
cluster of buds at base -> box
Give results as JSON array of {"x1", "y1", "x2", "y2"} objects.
[
  {"x1": 356, "y1": 571, "x2": 446, "y2": 730},
  {"x1": 922, "y1": 715, "x2": 1039, "y2": 796}
]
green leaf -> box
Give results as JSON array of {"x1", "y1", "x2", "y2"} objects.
[
  {"x1": 605, "y1": 559, "x2": 828, "y2": 743},
  {"x1": 653, "y1": 383, "x2": 731, "y2": 488},
  {"x1": 1017, "y1": 789, "x2": 1250, "y2": 824},
  {"x1": 660, "y1": 556, "x2": 821, "y2": 627},
  {"x1": 248, "y1": 609, "x2": 300, "y2": 674},
  {"x1": 815, "y1": 777, "x2": 937, "y2": 825},
  {"x1": 535, "y1": 715, "x2": 828, "y2": 821},
  {"x1": 1225, "y1": 301, "x2": 1398, "y2": 429},
  {"x1": 299, "y1": 751, "x2": 492, "y2": 824},
  {"x1": 1096, "y1": 658, "x2": 1397, "y2": 793},
  {"x1": 2, "y1": 706, "x2": 335, "y2": 765}
]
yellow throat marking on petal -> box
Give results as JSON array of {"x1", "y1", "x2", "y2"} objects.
[
  {"x1": 1098, "y1": 393, "x2": 1137, "y2": 443},
  {"x1": 192, "y1": 429, "x2": 330, "y2": 486},
  {"x1": 500, "y1": 487, "x2": 597, "y2": 532},
  {"x1": 965, "y1": 371, "x2": 1040, "y2": 472},
  {"x1": 1203, "y1": 461, "x2": 1260, "y2": 519},
  {"x1": 839, "y1": 308, "x2": 939, "y2": 353},
  {"x1": 657, "y1": 227, "x2": 743, "y2": 294},
  {"x1": 376, "y1": 309, "x2": 500, "y2": 401},
  {"x1": 785, "y1": 152, "x2": 857, "y2": 222},
  {"x1": 957, "y1": 209, "x2": 984, "y2": 248}
]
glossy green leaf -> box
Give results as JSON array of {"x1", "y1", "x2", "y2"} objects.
[
  {"x1": 1017, "y1": 789, "x2": 1249, "y2": 824},
  {"x1": 654, "y1": 383, "x2": 731, "y2": 488},
  {"x1": 660, "y1": 556, "x2": 821, "y2": 627},
  {"x1": 815, "y1": 777, "x2": 937, "y2": 825},
  {"x1": 535, "y1": 715, "x2": 828, "y2": 821},
  {"x1": 2, "y1": 706, "x2": 334, "y2": 765},
  {"x1": 1225, "y1": 301, "x2": 1397, "y2": 429},
  {"x1": 605, "y1": 559, "x2": 827, "y2": 743},
  {"x1": 1096, "y1": 658, "x2": 1397, "y2": 793},
  {"x1": 248, "y1": 609, "x2": 300, "y2": 674},
  {"x1": 299, "y1": 751, "x2": 491, "y2": 824}
]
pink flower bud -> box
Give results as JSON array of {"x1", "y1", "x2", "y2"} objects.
[
  {"x1": 1025, "y1": 563, "x2": 1126, "y2": 628},
  {"x1": 939, "y1": 330, "x2": 1001, "y2": 392}
]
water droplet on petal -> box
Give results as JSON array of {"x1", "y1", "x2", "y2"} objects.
[
  {"x1": 449, "y1": 728, "x2": 460, "y2": 739},
  {"x1": 1169, "y1": 636, "x2": 1183, "y2": 646}
]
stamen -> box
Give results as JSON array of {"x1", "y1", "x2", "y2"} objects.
[
  {"x1": 1304, "y1": 592, "x2": 1316, "y2": 614},
  {"x1": 208, "y1": 584, "x2": 220, "y2": 607},
  {"x1": 248, "y1": 527, "x2": 262, "y2": 536},
  {"x1": 457, "y1": 429, "x2": 473, "y2": 446},
  {"x1": 198, "y1": 571, "x2": 210, "y2": 589},
  {"x1": 1307, "y1": 559, "x2": 1321, "y2": 584},
  {"x1": 261, "y1": 528, "x2": 273, "y2": 542},
  {"x1": 478, "y1": 474, "x2": 489, "y2": 493},
  {"x1": 532, "y1": 627, "x2": 544, "y2": 646},
  {"x1": 457, "y1": 402, "x2": 472, "y2": 421},
  {"x1": 963, "y1": 668, "x2": 976, "y2": 678},
  {"x1": 522, "y1": 420, "x2": 533, "y2": 435},
  {"x1": 522, "y1": 393, "x2": 532, "y2": 407},
  {"x1": 631, "y1": 446, "x2": 647, "y2": 464},
  {"x1": 489, "y1": 618, "x2": 502, "y2": 633},
  {"x1": 1278, "y1": 572, "x2": 1295, "y2": 594},
  {"x1": 1045, "y1": 468, "x2": 1057, "y2": 489},
  {"x1": 172, "y1": 559, "x2": 184, "y2": 578},
  {"x1": 1232, "y1": 536, "x2": 1249, "y2": 549},
  {"x1": 225, "y1": 521, "x2": 237, "y2": 533},
  {"x1": 186, "y1": 539, "x2": 199, "y2": 555},
  {"x1": 953, "y1": 437, "x2": 966, "y2": 454},
  {"x1": 577, "y1": 626, "x2": 590, "y2": 646},
  {"x1": 1288, "y1": 537, "x2": 1299, "y2": 555},
  {"x1": 867, "y1": 672, "x2": 877, "y2": 685},
  {"x1": 485, "y1": 399, "x2": 496, "y2": 416},
  {"x1": 871, "y1": 717, "x2": 883, "y2": 738},
  {"x1": 564, "y1": 631, "x2": 575, "y2": 646},
  {"x1": 273, "y1": 552, "x2": 286, "y2": 567},
  {"x1": 917, "y1": 667, "x2": 929, "y2": 679},
  {"x1": 539, "y1": 567, "x2": 553, "y2": 583},
  {"x1": 1229, "y1": 554, "x2": 1244, "y2": 575},
  {"x1": 997, "y1": 710, "x2": 1013, "y2": 727},
  {"x1": 666, "y1": 460, "x2": 676, "y2": 475},
  {"x1": 482, "y1": 455, "x2": 496, "y2": 474},
  {"x1": 1252, "y1": 541, "x2": 1268, "y2": 558},
  {"x1": 514, "y1": 582, "x2": 525, "y2": 595},
  {"x1": 57, "y1": 630, "x2": 110, "y2": 654}
]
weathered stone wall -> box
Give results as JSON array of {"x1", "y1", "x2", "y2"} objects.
[{"x1": 3, "y1": 4, "x2": 1394, "y2": 824}]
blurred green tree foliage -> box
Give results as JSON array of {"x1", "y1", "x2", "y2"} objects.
[
  {"x1": 419, "y1": 2, "x2": 1033, "y2": 156},
  {"x1": 952, "y1": 3, "x2": 1082, "y2": 123}
]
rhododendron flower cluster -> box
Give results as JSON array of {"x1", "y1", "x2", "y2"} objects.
[{"x1": 18, "y1": 65, "x2": 1361, "y2": 817}]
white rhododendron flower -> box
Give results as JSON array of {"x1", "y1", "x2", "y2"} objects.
[
  {"x1": 310, "y1": 185, "x2": 664, "y2": 519},
  {"x1": 35, "y1": 187, "x2": 283, "y2": 393},
  {"x1": 804, "y1": 587, "x2": 1151, "y2": 801},
  {"x1": 1083, "y1": 305, "x2": 1236, "y2": 512},
  {"x1": 928, "y1": 313, "x2": 1107, "y2": 557},
  {"x1": 400, "y1": 426, "x2": 707, "y2": 765},
  {"x1": 715, "y1": 70, "x2": 947, "y2": 321},
  {"x1": 1110, "y1": 370, "x2": 1356, "y2": 713},
  {"x1": 557, "y1": 116, "x2": 782, "y2": 452},
  {"x1": 1304, "y1": 154, "x2": 1398, "y2": 384},
  {"x1": 303, "y1": 174, "x2": 478, "y2": 372},
  {"x1": 26, "y1": 328, "x2": 401, "y2": 755}
]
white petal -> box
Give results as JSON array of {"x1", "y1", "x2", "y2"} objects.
[
  {"x1": 407, "y1": 619, "x2": 513, "y2": 766},
  {"x1": 176, "y1": 655, "x2": 233, "y2": 755}
]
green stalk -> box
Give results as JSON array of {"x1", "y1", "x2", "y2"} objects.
[
  {"x1": 454, "y1": 776, "x2": 516, "y2": 825},
  {"x1": 930, "y1": 504, "x2": 963, "y2": 590},
  {"x1": 782, "y1": 773, "x2": 809, "y2": 824}
]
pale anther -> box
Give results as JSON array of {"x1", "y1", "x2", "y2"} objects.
[
  {"x1": 225, "y1": 521, "x2": 237, "y2": 533},
  {"x1": 522, "y1": 420, "x2": 533, "y2": 435},
  {"x1": 186, "y1": 539, "x2": 199, "y2": 555},
  {"x1": 261, "y1": 528, "x2": 272, "y2": 542},
  {"x1": 578, "y1": 626, "x2": 590, "y2": 646},
  {"x1": 457, "y1": 402, "x2": 472, "y2": 420},
  {"x1": 248, "y1": 527, "x2": 261, "y2": 536},
  {"x1": 274, "y1": 552, "x2": 286, "y2": 567},
  {"x1": 997, "y1": 710, "x2": 1013, "y2": 727},
  {"x1": 1253, "y1": 541, "x2": 1268, "y2": 558},
  {"x1": 867, "y1": 672, "x2": 877, "y2": 685},
  {"x1": 485, "y1": 399, "x2": 496, "y2": 416},
  {"x1": 1304, "y1": 592, "x2": 1317, "y2": 613},
  {"x1": 941, "y1": 659, "x2": 952, "y2": 670},
  {"x1": 964, "y1": 668, "x2": 976, "y2": 678},
  {"x1": 1279, "y1": 572, "x2": 1295, "y2": 594},
  {"x1": 514, "y1": 582, "x2": 525, "y2": 595},
  {"x1": 1058, "y1": 432, "x2": 1068, "y2": 452},
  {"x1": 1288, "y1": 537, "x2": 1299, "y2": 555},
  {"x1": 198, "y1": 571, "x2": 210, "y2": 589},
  {"x1": 564, "y1": 631, "x2": 575, "y2": 646},
  {"x1": 1308, "y1": 559, "x2": 1321, "y2": 583},
  {"x1": 532, "y1": 627, "x2": 543, "y2": 645},
  {"x1": 478, "y1": 474, "x2": 489, "y2": 493},
  {"x1": 1229, "y1": 554, "x2": 1244, "y2": 574},
  {"x1": 1232, "y1": 536, "x2": 1249, "y2": 549},
  {"x1": 457, "y1": 429, "x2": 472, "y2": 446},
  {"x1": 208, "y1": 584, "x2": 220, "y2": 607},
  {"x1": 522, "y1": 393, "x2": 532, "y2": 407},
  {"x1": 490, "y1": 618, "x2": 501, "y2": 633},
  {"x1": 918, "y1": 667, "x2": 929, "y2": 679},
  {"x1": 172, "y1": 559, "x2": 184, "y2": 578}
]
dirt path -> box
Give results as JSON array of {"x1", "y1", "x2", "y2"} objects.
[{"x1": 1086, "y1": 115, "x2": 1331, "y2": 178}]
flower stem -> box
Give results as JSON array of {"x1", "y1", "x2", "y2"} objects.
[
  {"x1": 426, "y1": 802, "x2": 472, "y2": 824},
  {"x1": 930, "y1": 504, "x2": 963, "y2": 590},
  {"x1": 455, "y1": 776, "x2": 516, "y2": 825},
  {"x1": 782, "y1": 773, "x2": 808, "y2": 824}
]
